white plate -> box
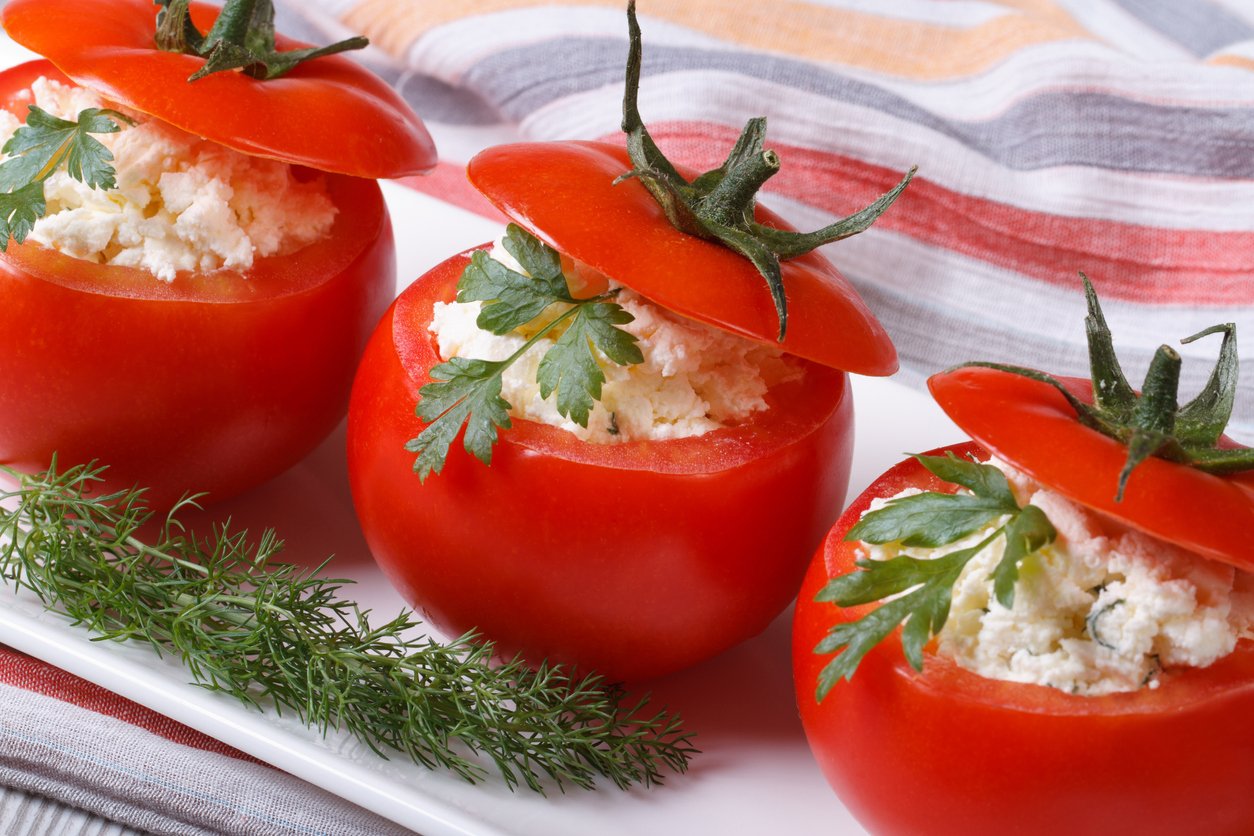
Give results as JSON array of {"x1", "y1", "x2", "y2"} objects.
[{"x1": 0, "y1": 157, "x2": 962, "y2": 835}]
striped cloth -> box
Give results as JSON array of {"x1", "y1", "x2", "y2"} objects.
[
  {"x1": 0, "y1": 647, "x2": 408, "y2": 836},
  {"x1": 285, "y1": 0, "x2": 1254, "y2": 439}
]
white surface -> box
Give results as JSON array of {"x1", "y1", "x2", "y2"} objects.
[{"x1": 0, "y1": 166, "x2": 962, "y2": 836}]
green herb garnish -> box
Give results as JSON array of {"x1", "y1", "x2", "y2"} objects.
[
  {"x1": 155, "y1": 0, "x2": 368, "y2": 82},
  {"x1": 963, "y1": 273, "x2": 1253, "y2": 500},
  {"x1": 0, "y1": 105, "x2": 134, "y2": 250},
  {"x1": 407, "y1": 224, "x2": 644, "y2": 481},
  {"x1": 618, "y1": 0, "x2": 915, "y2": 340},
  {"x1": 0, "y1": 461, "x2": 696, "y2": 792},
  {"x1": 812, "y1": 452, "x2": 1056, "y2": 700}
]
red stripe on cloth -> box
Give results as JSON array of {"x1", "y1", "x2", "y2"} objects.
[
  {"x1": 617, "y1": 123, "x2": 1254, "y2": 306},
  {"x1": 395, "y1": 160, "x2": 510, "y2": 222},
  {"x1": 0, "y1": 644, "x2": 261, "y2": 764}
]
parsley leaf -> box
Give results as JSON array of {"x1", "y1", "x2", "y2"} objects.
[
  {"x1": 812, "y1": 453, "x2": 1057, "y2": 700},
  {"x1": 0, "y1": 106, "x2": 134, "y2": 251},
  {"x1": 538, "y1": 303, "x2": 643, "y2": 427},
  {"x1": 406, "y1": 357, "x2": 512, "y2": 481},
  {"x1": 502, "y1": 222, "x2": 564, "y2": 282},
  {"x1": 457, "y1": 250, "x2": 570, "y2": 335},
  {"x1": 845, "y1": 452, "x2": 1017, "y2": 547},
  {"x1": 992, "y1": 504, "x2": 1055, "y2": 609},
  {"x1": 0, "y1": 182, "x2": 45, "y2": 247},
  {"x1": 406, "y1": 226, "x2": 642, "y2": 479}
]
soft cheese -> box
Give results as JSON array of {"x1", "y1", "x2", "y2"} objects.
[
  {"x1": 428, "y1": 236, "x2": 801, "y2": 443},
  {"x1": 861, "y1": 459, "x2": 1254, "y2": 695},
  {"x1": 0, "y1": 77, "x2": 336, "y2": 281}
]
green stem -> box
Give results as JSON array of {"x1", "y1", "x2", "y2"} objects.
[
  {"x1": 154, "y1": 0, "x2": 368, "y2": 82},
  {"x1": 154, "y1": 0, "x2": 202, "y2": 53},
  {"x1": 202, "y1": 0, "x2": 260, "y2": 50},
  {"x1": 1081, "y1": 272, "x2": 1136, "y2": 415},
  {"x1": 615, "y1": 1, "x2": 913, "y2": 341},
  {"x1": 1131, "y1": 345, "x2": 1180, "y2": 436},
  {"x1": 699, "y1": 150, "x2": 779, "y2": 227}
]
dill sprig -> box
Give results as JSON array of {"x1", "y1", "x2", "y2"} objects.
[{"x1": 0, "y1": 462, "x2": 696, "y2": 792}]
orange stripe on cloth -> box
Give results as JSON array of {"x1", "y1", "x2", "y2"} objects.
[
  {"x1": 608, "y1": 122, "x2": 1254, "y2": 306},
  {"x1": 343, "y1": 0, "x2": 1088, "y2": 79},
  {"x1": 1209, "y1": 54, "x2": 1254, "y2": 72}
]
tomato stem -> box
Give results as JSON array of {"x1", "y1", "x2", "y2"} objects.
[
  {"x1": 617, "y1": 0, "x2": 914, "y2": 342},
  {"x1": 154, "y1": 0, "x2": 202, "y2": 53},
  {"x1": 153, "y1": 0, "x2": 368, "y2": 82},
  {"x1": 1132, "y1": 346, "x2": 1181, "y2": 437},
  {"x1": 700, "y1": 150, "x2": 779, "y2": 228}
]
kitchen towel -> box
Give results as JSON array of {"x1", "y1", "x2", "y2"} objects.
[
  {"x1": 287, "y1": 0, "x2": 1254, "y2": 437},
  {"x1": 0, "y1": 646, "x2": 410, "y2": 835}
]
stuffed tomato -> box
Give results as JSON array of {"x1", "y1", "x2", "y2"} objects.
[
  {"x1": 794, "y1": 281, "x2": 1254, "y2": 835},
  {"x1": 348, "y1": 5, "x2": 911, "y2": 681},
  {"x1": 349, "y1": 239, "x2": 856, "y2": 681},
  {"x1": 0, "y1": 0, "x2": 434, "y2": 509}
]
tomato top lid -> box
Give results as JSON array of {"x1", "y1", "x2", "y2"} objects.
[
  {"x1": 928, "y1": 275, "x2": 1254, "y2": 572},
  {"x1": 468, "y1": 141, "x2": 898, "y2": 376},
  {"x1": 1, "y1": 0, "x2": 437, "y2": 179},
  {"x1": 467, "y1": 2, "x2": 904, "y2": 376}
]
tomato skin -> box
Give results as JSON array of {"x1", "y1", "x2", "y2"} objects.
[
  {"x1": 468, "y1": 141, "x2": 898, "y2": 377},
  {"x1": 0, "y1": 175, "x2": 393, "y2": 510},
  {"x1": 0, "y1": 60, "x2": 396, "y2": 509},
  {"x1": 348, "y1": 247, "x2": 855, "y2": 681},
  {"x1": 1, "y1": 0, "x2": 436, "y2": 178},
  {"x1": 929, "y1": 366, "x2": 1254, "y2": 572},
  {"x1": 792, "y1": 443, "x2": 1254, "y2": 836}
]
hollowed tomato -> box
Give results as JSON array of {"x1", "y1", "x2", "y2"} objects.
[
  {"x1": 792, "y1": 443, "x2": 1254, "y2": 836},
  {"x1": 348, "y1": 246, "x2": 855, "y2": 681},
  {"x1": 0, "y1": 59, "x2": 397, "y2": 509}
]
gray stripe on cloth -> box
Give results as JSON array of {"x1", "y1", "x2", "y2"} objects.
[
  {"x1": 1111, "y1": 0, "x2": 1254, "y2": 57},
  {"x1": 461, "y1": 38, "x2": 1254, "y2": 177},
  {"x1": 0, "y1": 685, "x2": 416, "y2": 836},
  {"x1": 0, "y1": 784, "x2": 147, "y2": 836}
]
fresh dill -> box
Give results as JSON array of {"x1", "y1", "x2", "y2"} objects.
[{"x1": 0, "y1": 461, "x2": 696, "y2": 792}]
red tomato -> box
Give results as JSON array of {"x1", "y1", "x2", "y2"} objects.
[
  {"x1": 1, "y1": 0, "x2": 436, "y2": 178},
  {"x1": 348, "y1": 247, "x2": 855, "y2": 681},
  {"x1": 792, "y1": 443, "x2": 1254, "y2": 836},
  {"x1": 0, "y1": 60, "x2": 396, "y2": 509},
  {"x1": 468, "y1": 141, "x2": 898, "y2": 376},
  {"x1": 929, "y1": 366, "x2": 1254, "y2": 570}
]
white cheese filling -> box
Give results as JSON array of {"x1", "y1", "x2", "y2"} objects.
[
  {"x1": 428, "y1": 236, "x2": 801, "y2": 443},
  {"x1": 861, "y1": 458, "x2": 1254, "y2": 695},
  {"x1": 0, "y1": 77, "x2": 337, "y2": 281}
]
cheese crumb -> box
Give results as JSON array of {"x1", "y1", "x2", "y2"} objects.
[
  {"x1": 861, "y1": 459, "x2": 1254, "y2": 695},
  {"x1": 0, "y1": 77, "x2": 336, "y2": 281},
  {"x1": 428, "y1": 236, "x2": 801, "y2": 443}
]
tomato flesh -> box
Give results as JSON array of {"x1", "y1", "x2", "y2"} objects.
[
  {"x1": 0, "y1": 61, "x2": 395, "y2": 509},
  {"x1": 792, "y1": 443, "x2": 1254, "y2": 836},
  {"x1": 348, "y1": 247, "x2": 855, "y2": 681}
]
